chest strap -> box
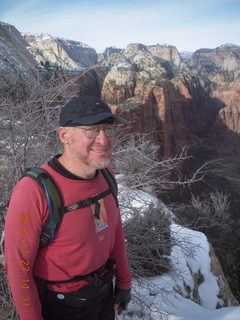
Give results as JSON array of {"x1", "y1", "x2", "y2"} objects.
[{"x1": 64, "y1": 188, "x2": 112, "y2": 214}]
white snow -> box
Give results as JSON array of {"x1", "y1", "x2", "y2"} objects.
[
  {"x1": 171, "y1": 224, "x2": 222, "y2": 310},
  {"x1": 112, "y1": 62, "x2": 133, "y2": 70},
  {"x1": 23, "y1": 32, "x2": 53, "y2": 42},
  {"x1": 117, "y1": 182, "x2": 240, "y2": 320},
  {"x1": 56, "y1": 37, "x2": 93, "y2": 49},
  {"x1": 0, "y1": 22, "x2": 11, "y2": 27},
  {"x1": 217, "y1": 43, "x2": 240, "y2": 49}
]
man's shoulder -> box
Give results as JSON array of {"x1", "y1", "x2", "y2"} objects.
[
  {"x1": 13, "y1": 163, "x2": 50, "y2": 192},
  {"x1": 8, "y1": 172, "x2": 45, "y2": 205}
]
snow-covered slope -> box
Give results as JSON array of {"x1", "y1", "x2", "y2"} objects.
[{"x1": 117, "y1": 180, "x2": 240, "y2": 320}]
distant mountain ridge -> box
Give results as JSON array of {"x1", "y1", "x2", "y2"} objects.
[
  {"x1": 217, "y1": 43, "x2": 240, "y2": 49},
  {"x1": 23, "y1": 32, "x2": 92, "y2": 48},
  {"x1": 23, "y1": 32, "x2": 98, "y2": 69},
  {"x1": 1, "y1": 21, "x2": 239, "y2": 76}
]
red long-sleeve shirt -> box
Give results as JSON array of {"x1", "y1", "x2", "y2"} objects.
[{"x1": 4, "y1": 163, "x2": 131, "y2": 320}]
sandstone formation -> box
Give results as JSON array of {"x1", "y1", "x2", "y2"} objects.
[
  {"x1": 98, "y1": 43, "x2": 222, "y2": 157},
  {"x1": 187, "y1": 45, "x2": 240, "y2": 154},
  {"x1": 101, "y1": 46, "x2": 122, "y2": 59},
  {"x1": 24, "y1": 33, "x2": 98, "y2": 69},
  {"x1": 0, "y1": 22, "x2": 38, "y2": 93},
  {"x1": 213, "y1": 81, "x2": 240, "y2": 154},
  {"x1": 148, "y1": 44, "x2": 182, "y2": 67},
  {"x1": 97, "y1": 42, "x2": 240, "y2": 160},
  {"x1": 188, "y1": 45, "x2": 240, "y2": 80}
]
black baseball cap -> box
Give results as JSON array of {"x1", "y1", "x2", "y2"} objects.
[{"x1": 59, "y1": 95, "x2": 128, "y2": 126}]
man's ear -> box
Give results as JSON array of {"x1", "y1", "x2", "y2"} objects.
[{"x1": 58, "y1": 126, "x2": 71, "y2": 144}]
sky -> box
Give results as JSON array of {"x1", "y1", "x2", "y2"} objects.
[{"x1": 0, "y1": 0, "x2": 239, "y2": 53}]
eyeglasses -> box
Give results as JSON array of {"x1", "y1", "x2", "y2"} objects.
[{"x1": 76, "y1": 125, "x2": 115, "y2": 139}]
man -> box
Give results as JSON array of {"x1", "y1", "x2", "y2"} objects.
[{"x1": 4, "y1": 95, "x2": 132, "y2": 320}]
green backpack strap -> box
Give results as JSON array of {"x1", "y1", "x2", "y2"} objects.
[
  {"x1": 100, "y1": 168, "x2": 119, "y2": 207},
  {"x1": 23, "y1": 168, "x2": 64, "y2": 247}
]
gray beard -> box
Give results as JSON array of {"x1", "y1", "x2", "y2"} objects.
[
  {"x1": 69, "y1": 144, "x2": 112, "y2": 170},
  {"x1": 89, "y1": 159, "x2": 111, "y2": 169}
]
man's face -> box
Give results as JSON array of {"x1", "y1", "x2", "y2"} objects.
[{"x1": 64, "y1": 124, "x2": 115, "y2": 169}]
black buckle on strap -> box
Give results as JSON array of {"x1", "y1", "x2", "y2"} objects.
[
  {"x1": 86, "y1": 274, "x2": 103, "y2": 287},
  {"x1": 64, "y1": 189, "x2": 112, "y2": 213}
]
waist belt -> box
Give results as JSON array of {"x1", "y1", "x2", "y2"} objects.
[{"x1": 45, "y1": 258, "x2": 115, "y2": 285}]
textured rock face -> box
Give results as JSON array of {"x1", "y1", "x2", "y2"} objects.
[
  {"x1": 188, "y1": 45, "x2": 240, "y2": 81},
  {"x1": 100, "y1": 43, "x2": 221, "y2": 157},
  {"x1": 0, "y1": 22, "x2": 38, "y2": 92},
  {"x1": 187, "y1": 46, "x2": 240, "y2": 153},
  {"x1": 102, "y1": 63, "x2": 136, "y2": 103},
  {"x1": 148, "y1": 44, "x2": 182, "y2": 67},
  {"x1": 208, "y1": 245, "x2": 239, "y2": 307},
  {"x1": 214, "y1": 81, "x2": 240, "y2": 137},
  {"x1": 121, "y1": 43, "x2": 168, "y2": 74},
  {"x1": 214, "y1": 86, "x2": 240, "y2": 154},
  {"x1": 101, "y1": 43, "x2": 168, "y2": 105},
  {"x1": 99, "y1": 44, "x2": 240, "y2": 159},
  {"x1": 103, "y1": 46, "x2": 122, "y2": 58},
  {"x1": 98, "y1": 47, "x2": 122, "y2": 63},
  {"x1": 57, "y1": 38, "x2": 97, "y2": 67},
  {"x1": 24, "y1": 34, "x2": 98, "y2": 69}
]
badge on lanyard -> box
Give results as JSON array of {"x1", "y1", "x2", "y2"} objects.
[{"x1": 91, "y1": 199, "x2": 108, "y2": 232}]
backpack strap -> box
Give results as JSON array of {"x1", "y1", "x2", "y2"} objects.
[
  {"x1": 23, "y1": 168, "x2": 64, "y2": 247},
  {"x1": 64, "y1": 189, "x2": 112, "y2": 213},
  {"x1": 63, "y1": 168, "x2": 119, "y2": 213},
  {"x1": 101, "y1": 168, "x2": 119, "y2": 207}
]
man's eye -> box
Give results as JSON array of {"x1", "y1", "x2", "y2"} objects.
[
  {"x1": 86, "y1": 128, "x2": 97, "y2": 133},
  {"x1": 105, "y1": 126, "x2": 113, "y2": 130}
]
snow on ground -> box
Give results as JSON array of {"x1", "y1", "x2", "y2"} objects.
[
  {"x1": 171, "y1": 224, "x2": 222, "y2": 310},
  {"x1": 117, "y1": 181, "x2": 240, "y2": 320}
]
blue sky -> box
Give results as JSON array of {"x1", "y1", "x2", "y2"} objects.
[{"x1": 0, "y1": 0, "x2": 239, "y2": 53}]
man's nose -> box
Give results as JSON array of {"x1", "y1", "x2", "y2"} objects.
[{"x1": 95, "y1": 129, "x2": 110, "y2": 144}]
